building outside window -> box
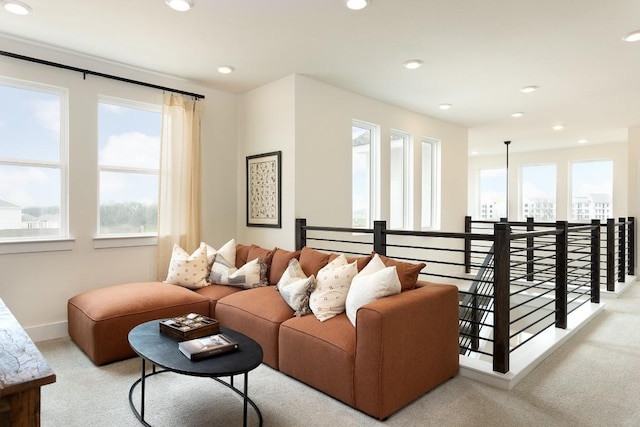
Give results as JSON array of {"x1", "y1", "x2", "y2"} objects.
[
  {"x1": 390, "y1": 130, "x2": 410, "y2": 229},
  {"x1": 98, "y1": 98, "x2": 161, "y2": 235},
  {"x1": 352, "y1": 120, "x2": 378, "y2": 228},
  {"x1": 570, "y1": 160, "x2": 613, "y2": 222},
  {"x1": 0, "y1": 80, "x2": 67, "y2": 240},
  {"x1": 521, "y1": 164, "x2": 556, "y2": 221}
]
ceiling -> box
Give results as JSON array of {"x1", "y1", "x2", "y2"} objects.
[{"x1": 1, "y1": 0, "x2": 640, "y2": 156}]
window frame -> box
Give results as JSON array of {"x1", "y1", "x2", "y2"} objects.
[
  {"x1": 421, "y1": 137, "x2": 440, "y2": 230},
  {"x1": 0, "y1": 77, "x2": 70, "y2": 247},
  {"x1": 351, "y1": 119, "x2": 380, "y2": 229},
  {"x1": 519, "y1": 163, "x2": 557, "y2": 221},
  {"x1": 390, "y1": 129, "x2": 412, "y2": 229},
  {"x1": 477, "y1": 167, "x2": 507, "y2": 220},
  {"x1": 96, "y1": 95, "x2": 161, "y2": 238},
  {"x1": 569, "y1": 159, "x2": 613, "y2": 222}
]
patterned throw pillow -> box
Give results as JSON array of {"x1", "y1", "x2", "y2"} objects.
[
  {"x1": 276, "y1": 258, "x2": 316, "y2": 316},
  {"x1": 309, "y1": 255, "x2": 358, "y2": 322},
  {"x1": 164, "y1": 242, "x2": 209, "y2": 289},
  {"x1": 204, "y1": 239, "x2": 237, "y2": 270},
  {"x1": 345, "y1": 254, "x2": 401, "y2": 326},
  {"x1": 208, "y1": 255, "x2": 268, "y2": 289}
]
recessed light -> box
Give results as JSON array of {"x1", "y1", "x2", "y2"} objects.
[
  {"x1": 520, "y1": 85, "x2": 539, "y2": 93},
  {"x1": 439, "y1": 103, "x2": 452, "y2": 110},
  {"x1": 345, "y1": 0, "x2": 369, "y2": 10},
  {"x1": 165, "y1": 0, "x2": 193, "y2": 12},
  {"x1": 622, "y1": 30, "x2": 640, "y2": 42},
  {"x1": 2, "y1": 0, "x2": 32, "y2": 15},
  {"x1": 403, "y1": 59, "x2": 423, "y2": 70},
  {"x1": 552, "y1": 125, "x2": 564, "y2": 131},
  {"x1": 217, "y1": 65, "x2": 235, "y2": 74},
  {"x1": 578, "y1": 139, "x2": 587, "y2": 144},
  {"x1": 511, "y1": 112, "x2": 523, "y2": 118}
]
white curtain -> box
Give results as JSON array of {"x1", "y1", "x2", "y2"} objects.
[{"x1": 157, "y1": 93, "x2": 203, "y2": 280}]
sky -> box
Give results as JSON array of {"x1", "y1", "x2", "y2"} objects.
[{"x1": 0, "y1": 83, "x2": 161, "y2": 209}]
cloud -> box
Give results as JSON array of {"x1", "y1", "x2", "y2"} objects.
[
  {"x1": 30, "y1": 99, "x2": 60, "y2": 135},
  {"x1": 100, "y1": 131, "x2": 160, "y2": 169},
  {"x1": 0, "y1": 167, "x2": 50, "y2": 207},
  {"x1": 522, "y1": 181, "x2": 553, "y2": 199},
  {"x1": 101, "y1": 104, "x2": 125, "y2": 114}
]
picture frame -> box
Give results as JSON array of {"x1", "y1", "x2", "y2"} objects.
[{"x1": 246, "y1": 151, "x2": 282, "y2": 228}]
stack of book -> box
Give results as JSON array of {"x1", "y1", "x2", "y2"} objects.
[{"x1": 178, "y1": 333, "x2": 239, "y2": 361}]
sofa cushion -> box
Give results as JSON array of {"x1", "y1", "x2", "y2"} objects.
[
  {"x1": 345, "y1": 254, "x2": 401, "y2": 326},
  {"x1": 235, "y1": 243, "x2": 253, "y2": 268},
  {"x1": 279, "y1": 313, "x2": 356, "y2": 406},
  {"x1": 215, "y1": 286, "x2": 293, "y2": 369},
  {"x1": 299, "y1": 246, "x2": 332, "y2": 277},
  {"x1": 194, "y1": 284, "x2": 243, "y2": 316},
  {"x1": 269, "y1": 248, "x2": 301, "y2": 285},
  {"x1": 374, "y1": 252, "x2": 426, "y2": 291},
  {"x1": 309, "y1": 255, "x2": 358, "y2": 322},
  {"x1": 164, "y1": 243, "x2": 209, "y2": 289},
  {"x1": 276, "y1": 258, "x2": 316, "y2": 316},
  {"x1": 67, "y1": 282, "x2": 210, "y2": 365}
]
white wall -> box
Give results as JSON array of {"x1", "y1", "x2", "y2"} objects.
[
  {"x1": 0, "y1": 37, "x2": 237, "y2": 339},
  {"x1": 468, "y1": 142, "x2": 629, "y2": 221}
]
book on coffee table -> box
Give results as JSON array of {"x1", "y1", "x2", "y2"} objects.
[
  {"x1": 178, "y1": 333, "x2": 239, "y2": 361},
  {"x1": 159, "y1": 313, "x2": 220, "y2": 340}
]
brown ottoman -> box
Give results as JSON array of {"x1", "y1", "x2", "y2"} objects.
[{"x1": 67, "y1": 282, "x2": 210, "y2": 365}]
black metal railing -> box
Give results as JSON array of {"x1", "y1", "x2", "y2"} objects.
[{"x1": 294, "y1": 217, "x2": 625, "y2": 374}]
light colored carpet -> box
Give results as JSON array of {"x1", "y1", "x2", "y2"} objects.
[{"x1": 38, "y1": 282, "x2": 640, "y2": 427}]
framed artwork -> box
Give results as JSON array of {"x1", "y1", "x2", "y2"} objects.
[{"x1": 246, "y1": 151, "x2": 282, "y2": 228}]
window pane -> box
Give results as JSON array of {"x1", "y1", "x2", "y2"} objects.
[
  {"x1": 99, "y1": 172, "x2": 158, "y2": 234},
  {"x1": 98, "y1": 103, "x2": 160, "y2": 169},
  {"x1": 479, "y1": 169, "x2": 506, "y2": 220},
  {"x1": 98, "y1": 100, "x2": 161, "y2": 235},
  {"x1": 390, "y1": 133, "x2": 405, "y2": 229},
  {"x1": 0, "y1": 165, "x2": 61, "y2": 238},
  {"x1": 521, "y1": 164, "x2": 556, "y2": 221},
  {"x1": 421, "y1": 141, "x2": 433, "y2": 228},
  {"x1": 352, "y1": 124, "x2": 371, "y2": 228},
  {"x1": 0, "y1": 84, "x2": 60, "y2": 162},
  {"x1": 571, "y1": 160, "x2": 613, "y2": 221}
]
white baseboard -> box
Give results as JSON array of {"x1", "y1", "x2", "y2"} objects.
[{"x1": 26, "y1": 320, "x2": 68, "y2": 343}]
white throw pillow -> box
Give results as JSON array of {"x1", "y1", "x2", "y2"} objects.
[
  {"x1": 277, "y1": 258, "x2": 316, "y2": 316},
  {"x1": 345, "y1": 255, "x2": 401, "y2": 326},
  {"x1": 164, "y1": 242, "x2": 209, "y2": 289},
  {"x1": 208, "y1": 255, "x2": 267, "y2": 289},
  {"x1": 309, "y1": 255, "x2": 358, "y2": 322},
  {"x1": 204, "y1": 239, "x2": 236, "y2": 268}
]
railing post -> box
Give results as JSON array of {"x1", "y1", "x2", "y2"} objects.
[
  {"x1": 607, "y1": 218, "x2": 615, "y2": 292},
  {"x1": 465, "y1": 216, "x2": 472, "y2": 273},
  {"x1": 555, "y1": 221, "x2": 568, "y2": 329},
  {"x1": 526, "y1": 216, "x2": 534, "y2": 282},
  {"x1": 295, "y1": 218, "x2": 307, "y2": 251},
  {"x1": 493, "y1": 222, "x2": 510, "y2": 374},
  {"x1": 591, "y1": 219, "x2": 601, "y2": 304},
  {"x1": 628, "y1": 217, "x2": 635, "y2": 276},
  {"x1": 373, "y1": 220, "x2": 387, "y2": 256},
  {"x1": 618, "y1": 217, "x2": 626, "y2": 283}
]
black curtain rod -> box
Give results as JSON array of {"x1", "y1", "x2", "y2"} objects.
[{"x1": 0, "y1": 50, "x2": 205, "y2": 100}]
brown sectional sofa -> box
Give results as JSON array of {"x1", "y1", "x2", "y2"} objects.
[{"x1": 67, "y1": 245, "x2": 459, "y2": 420}]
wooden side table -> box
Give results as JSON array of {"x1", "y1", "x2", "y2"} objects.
[{"x1": 0, "y1": 298, "x2": 56, "y2": 426}]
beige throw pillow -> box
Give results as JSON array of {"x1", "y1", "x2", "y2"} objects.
[
  {"x1": 204, "y1": 239, "x2": 237, "y2": 269},
  {"x1": 345, "y1": 254, "x2": 401, "y2": 326},
  {"x1": 276, "y1": 258, "x2": 316, "y2": 316},
  {"x1": 309, "y1": 255, "x2": 358, "y2": 322},
  {"x1": 164, "y1": 242, "x2": 209, "y2": 289}
]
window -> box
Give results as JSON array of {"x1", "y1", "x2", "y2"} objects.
[
  {"x1": 421, "y1": 137, "x2": 440, "y2": 229},
  {"x1": 390, "y1": 130, "x2": 410, "y2": 229},
  {"x1": 98, "y1": 98, "x2": 161, "y2": 235},
  {"x1": 478, "y1": 168, "x2": 506, "y2": 220},
  {"x1": 570, "y1": 160, "x2": 613, "y2": 222},
  {"x1": 0, "y1": 80, "x2": 67, "y2": 241},
  {"x1": 352, "y1": 120, "x2": 378, "y2": 228},
  {"x1": 521, "y1": 164, "x2": 556, "y2": 221}
]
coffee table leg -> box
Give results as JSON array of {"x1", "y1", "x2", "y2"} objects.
[
  {"x1": 243, "y1": 372, "x2": 248, "y2": 427},
  {"x1": 140, "y1": 358, "x2": 146, "y2": 422}
]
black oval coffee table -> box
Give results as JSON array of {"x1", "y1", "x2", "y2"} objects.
[{"x1": 128, "y1": 320, "x2": 263, "y2": 427}]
